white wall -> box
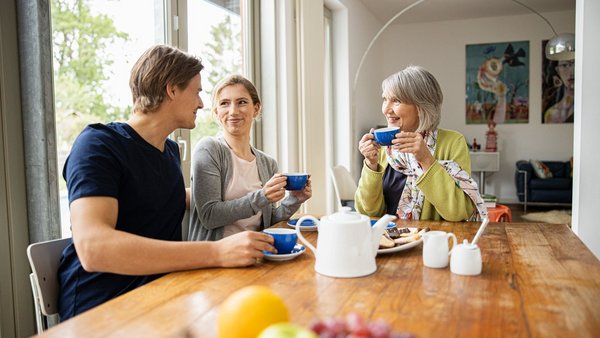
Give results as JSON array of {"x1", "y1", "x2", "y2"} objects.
[
  {"x1": 336, "y1": 0, "x2": 386, "y2": 178},
  {"x1": 573, "y1": 0, "x2": 600, "y2": 258},
  {"x1": 353, "y1": 10, "x2": 575, "y2": 203}
]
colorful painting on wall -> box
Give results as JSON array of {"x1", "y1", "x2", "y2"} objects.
[
  {"x1": 542, "y1": 40, "x2": 574, "y2": 123},
  {"x1": 466, "y1": 41, "x2": 529, "y2": 124}
]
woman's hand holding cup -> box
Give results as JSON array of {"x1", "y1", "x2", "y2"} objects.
[
  {"x1": 359, "y1": 128, "x2": 380, "y2": 171},
  {"x1": 290, "y1": 176, "x2": 312, "y2": 202},
  {"x1": 263, "y1": 174, "x2": 287, "y2": 203},
  {"x1": 391, "y1": 132, "x2": 436, "y2": 170}
]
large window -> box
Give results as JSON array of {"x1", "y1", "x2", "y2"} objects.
[
  {"x1": 187, "y1": 0, "x2": 243, "y2": 147},
  {"x1": 52, "y1": 0, "x2": 247, "y2": 237}
]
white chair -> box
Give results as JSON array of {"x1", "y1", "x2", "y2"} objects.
[
  {"x1": 329, "y1": 165, "x2": 358, "y2": 210},
  {"x1": 27, "y1": 237, "x2": 70, "y2": 333}
]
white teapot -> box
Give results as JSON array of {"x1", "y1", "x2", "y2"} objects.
[{"x1": 295, "y1": 207, "x2": 396, "y2": 278}]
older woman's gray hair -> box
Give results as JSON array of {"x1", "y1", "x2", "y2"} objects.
[{"x1": 382, "y1": 65, "x2": 442, "y2": 132}]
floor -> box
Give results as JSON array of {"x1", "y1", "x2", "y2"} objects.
[{"x1": 503, "y1": 203, "x2": 572, "y2": 222}]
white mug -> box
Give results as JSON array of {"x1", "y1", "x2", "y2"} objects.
[{"x1": 422, "y1": 231, "x2": 457, "y2": 268}]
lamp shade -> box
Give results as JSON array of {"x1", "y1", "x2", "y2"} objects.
[{"x1": 545, "y1": 33, "x2": 575, "y2": 61}]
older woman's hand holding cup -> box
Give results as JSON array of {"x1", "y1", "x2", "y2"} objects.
[
  {"x1": 358, "y1": 128, "x2": 381, "y2": 171},
  {"x1": 391, "y1": 131, "x2": 436, "y2": 171}
]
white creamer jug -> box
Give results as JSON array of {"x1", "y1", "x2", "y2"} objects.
[
  {"x1": 295, "y1": 208, "x2": 396, "y2": 278},
  {"x1": 422, "y1": 230, "x2": 457, "y2": 268}
]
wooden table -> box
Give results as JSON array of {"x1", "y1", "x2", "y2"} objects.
[{"x1": 37, "y1": 220, "x2": 600, "y2": 338}]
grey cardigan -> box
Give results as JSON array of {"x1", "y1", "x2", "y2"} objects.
[{"x1": 187, "y1": 136, "x2": 302, "y2": 241}]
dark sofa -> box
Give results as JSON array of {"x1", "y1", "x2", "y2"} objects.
[{"x1": 515, "y1": 160, "x2": 572, "y2": 212}]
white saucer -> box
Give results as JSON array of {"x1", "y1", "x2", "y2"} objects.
[
  {"x1": 287, "y1": 218, "x2": 318, "y2": 231},
  {"x1": 263, "y1": 244, "x2": 305, "y2": 261}
]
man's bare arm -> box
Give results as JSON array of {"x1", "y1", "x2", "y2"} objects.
[{"x1": 70, "y1": 196, "x2": 275, "y2": 275}]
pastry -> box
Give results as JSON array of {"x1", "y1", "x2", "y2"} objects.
[
  {"x1": 394, "y1": 234, "x2": 421, "y2": 245},
  {"x1": 379, "y1": 232, "x2": 395, "y2": 248},
  {"x1": 386, "y1": 227, "x2": 411, "y2": 239}
]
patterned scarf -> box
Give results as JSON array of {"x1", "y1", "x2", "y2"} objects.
[{"x1": 385, "y1": 129, "x2": 488, "y2": 221}]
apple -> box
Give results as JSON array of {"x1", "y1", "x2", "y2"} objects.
[{"x1": 258, "y1": 322, "x2": 318, "y2": 338}]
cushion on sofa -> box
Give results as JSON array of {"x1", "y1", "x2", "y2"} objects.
[
  {"x1": 543, "y1": 161, "x2": 569, "y2": 177},
  {"x1": 530, "y1": 160, "x2": 553, "y2": 179}
]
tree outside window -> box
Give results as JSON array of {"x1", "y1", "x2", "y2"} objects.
[{"x1": 52, "y1": 0, "x2": 243, "y2": 237}]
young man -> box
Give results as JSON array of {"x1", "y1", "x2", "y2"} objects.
[{"x1": 58, "y1": 45, "x2": 275, "y2": 320}]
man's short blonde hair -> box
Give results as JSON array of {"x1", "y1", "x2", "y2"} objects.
[{"x1": 130, "y1": 45, "x2": 204, "y2": 113}]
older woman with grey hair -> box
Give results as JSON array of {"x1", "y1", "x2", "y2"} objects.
[{"x1": 355, "y1": 65, "x2": 485, "y2": 221}]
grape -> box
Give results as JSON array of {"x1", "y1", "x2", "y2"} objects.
[
  {"x1": 346, "y1": 312, "x2": 367, "y2": 333},
  {"x1": 309, "y1": 319, "x2": 327, "y2": 334},
  {"x1": 390, "y1": 333, "x2": 417, "y2": 338},
  {"x1": 308, "y1": 313, "x2": 414, "y2": 338},
  {"x1": 350, "y1": 326, "x2": 371, "y2": 336},
  {"x1": 323, "y1": 317, "x2": 347, "y2": 335},
  {"x1": 347, "y1": 331, "x2": 371, "y2": 338},
  {"x1": 367, "y1": 319, "x2": 391, "y2": 338}
]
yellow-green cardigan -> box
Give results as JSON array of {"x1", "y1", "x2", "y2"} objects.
[{"x1": 355, "y1": 128, "x2": 475, "y2": 221}]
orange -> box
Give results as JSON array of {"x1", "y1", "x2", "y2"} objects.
[{"x1": 217, "y1": 285, "x2": 289, "y2": 338}]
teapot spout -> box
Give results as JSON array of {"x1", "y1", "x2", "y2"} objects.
[{"x1": 371, "y1": 214, "x2": 396, "y2": 255}]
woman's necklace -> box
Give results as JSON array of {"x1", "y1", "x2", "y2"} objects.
[{"x1": 224, "y1": 138, "x2": 255, "y2": 162}]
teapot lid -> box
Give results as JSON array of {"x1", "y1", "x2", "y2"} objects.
[{"x1": 328, "y1": 207, "x2": 365, "y2": 223}]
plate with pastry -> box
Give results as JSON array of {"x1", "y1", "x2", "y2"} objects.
[{"x1": 377, "y1": 227, "x2": 430, "y2": 254}]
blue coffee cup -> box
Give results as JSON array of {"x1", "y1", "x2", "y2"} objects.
[
  {"x1": 372, "y1": 127, "x2": 400, "y2": 146},
  {"x1": 284, "y1": 173, "x2": 309, "y2": 190},
  {"x1": 264, "y1": 228, "x2": 298, "y2": 254}
]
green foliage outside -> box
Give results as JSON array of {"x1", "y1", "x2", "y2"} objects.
[
  {"x1": 52, "y1": 0, "x2": 129, "y2": 149},
  {"x1": 52, "y1": 0, "x2": 242, "y2": 179},
  {"x1": 52, "y1": 0, "x2": 242, "y2": 148},
  {"x1": 190, "y1": 15, "x2": 242, "y2": 146}
]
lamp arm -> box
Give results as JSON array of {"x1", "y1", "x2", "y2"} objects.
[
  {"x1": 351, "y1": 0, "x2": 426, "y2": 94},
  {"x1": 512, "y1": 0, "x2": 558, "y2": 36}
]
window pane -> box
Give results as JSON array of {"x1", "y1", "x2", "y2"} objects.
[
  {"x1": 187, "y1": 0, "x2": 244, "y2": 147},
  {"x1": 52, "y1": 0, "x2": 163, "y2": 237}
]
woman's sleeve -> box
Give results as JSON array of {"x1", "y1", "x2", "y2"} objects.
[
  {"x1": 191, "y1": 140, "x2": 270, "y2": 230},
  {"x1": 354, "y1": 151, "x2": 387, "y2": 217},
  {"x1": 417, "y1": 133, "x2": 475, "y2": 221}
]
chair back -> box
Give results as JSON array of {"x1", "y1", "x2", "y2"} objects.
[
  {"x1": 329, "y1": 165, "x2": 358, "y2": 210},
  {"x1": 27, "y1": 237, "x2": 71, "y2": 332}
]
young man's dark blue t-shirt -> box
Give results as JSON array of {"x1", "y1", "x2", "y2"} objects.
[{"x1": 58, "y1": 122, "x2": 185, "y2": 320}]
